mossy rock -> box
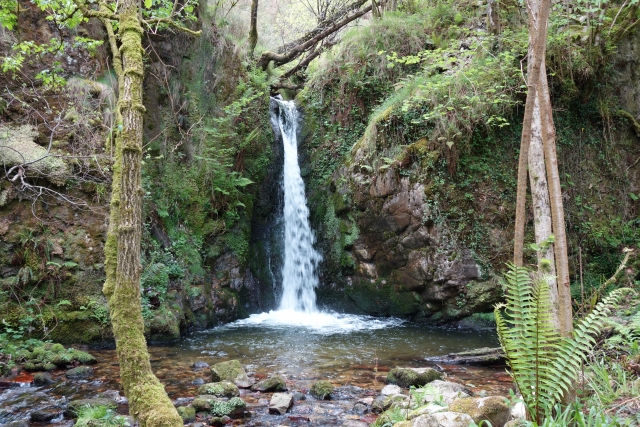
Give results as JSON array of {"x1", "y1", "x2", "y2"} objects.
[
  {"x1": 65, "y1": 366, "x2": 94, "y2": 379},
  {"x1": 386, "y1": 367, "x2": 443, "y2": 388},
  {"x1": 32, "y1": 372, "x2": 54, "y2": 385},
  {"x1": 191, "y1": 395, "x2": 246, "y2": 417},
  {"x1": 176, "y1": 405, "x2": 196, "y2": 422},
  {"x1": 210, "y1": 359, "x2": 251, "y2": 388},
  {"x1": 448, "y1": 396, "x2": 510, "y2": 427},
  {"x1": 250, "y1": 375, "x2": 287, "y2": 392},
  {"x1": 197, "y1": 381, "x2": 240, "y2": 397},
  {"x1": 310, "y1": 380, "x2": 334, "y2": 399}
]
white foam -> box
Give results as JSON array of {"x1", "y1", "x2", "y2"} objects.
[{"x1": 223, "y1": 310, "x2": 405, "y2": 334}]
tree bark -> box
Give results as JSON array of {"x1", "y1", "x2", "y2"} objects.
[
  {"x1": 102, "y1": 1, "x2": 183, "y2": 425},
  {"x1": 248, "y1": 0, "x2": 258, "y2": 58}
]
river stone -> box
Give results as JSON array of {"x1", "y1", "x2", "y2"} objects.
[
  {"x1": 3, "y1": 420, "x2": 29, "y2": 427},
  {"x1": 432, "y1": 412, "x2": 476, "y2": 427},
  {"x1": 192, "y1": 360, "x2": 210, "y2": 369},
  {"x1": 192, "y1": 378, "x2": 205, "y2": 385},
  {"x1": 511, "y1": 401, "x2": 526, "y2": 419},
  {"x1": 386, "y1": 367, "x2": 443, "y2": 388},
  {"x1": 197, "y1": 381, "x2": 240, "y2": 397},
  {"x1": 209, "y1": 416, "x2": 231, "y2": 426},
  {"x1": 210, "y1": 360, "x2": 252, "y2": 388},
  {"x1": 268, "y1": 393, "x2": 293, "y2": 415},
  {"x1": 380, "y1": 384, "x2": 403, "y2": 396},
  {"x1": 33, "y1": 372, "x2": 54, "y2": 385},
  {"x1": 251, "y1": 375, "x2": 287, "y2": 392},
  {"x1": 176, "y1": 405, "x2": 196, "y2": 422},
  {"x1": 408, "y1": 403, "x2": 448, "y2": 418},
  {"x1": 449, "y1": 396, "x2": 511, "y2": 427},
  {"x1": 65, "y1": 366, "x2": 94, "y2": 379},
  {"x1": 310, "y1": 380, "x2": 334, "y2": 399},
  {"x1": 340, "y1": 421, "x2": 369, "y2": 427},
  {"x1": 191, "y1": 396, "x2": 245, "y2": 416},
  {"x1": 67, "y1": 398, "x2": 117, "y2": 417},
  {"x1": 394, "y1": 413, "x2": 439, "y2": 427},
  {"x1": 30, "y1": 409, "x2": 61, "y2": 422}
]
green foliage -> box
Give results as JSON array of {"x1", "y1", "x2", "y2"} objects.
[
  {"x1": 0, "y1": 0, "x2": 18, "y2": 29},
  {"x1": 495, "y1": 263, "x2": 633, "y2": 423},
  {"x1": 75, "y1": 404, "x2": 129, "y2": 427}
]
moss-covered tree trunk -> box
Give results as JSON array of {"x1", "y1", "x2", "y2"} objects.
[
  {"x1": 248, "y1": 0, "x2": 258, "y2": 58},
  {"x1": 102, "y1": 0, "x2": 182, "y2": 425}
]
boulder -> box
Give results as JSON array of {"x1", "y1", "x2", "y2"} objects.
[
  {"x1": 449, "y1": 396, "x2": 511, "y2": 427},
  {"x1": 408, "y1": 404, "x2": 447, "y2": 418},
  {"x1": 340, "y1": 421, "x2": 369, "y2": 427},
  {"x1": 251, "y1": 375, "x2": 287, "y2": 392},
  {"x1": 176, "y1": 405, "x2": 196, "y2": 422},
  {"x1": 191, "y1": 396, "x2": 246, "y2": 417},
  {"x1": 192, "y1": 361, "x2": 210, "y2": 369},
  {"x1": 32, "y1": 372, "x2": 54, "y2": 385},
  {"x1": 3, "y1": 420, "x2": 29, "y2": 427},
  {"x1": 432, "y1": 412, "x2": 476, "y2": 427},
  {"x1": 30, "y1": 409, "x2": 61, "y2": 422},
  {"x1": 210, "y1": 360, "x2": 252, "y2": 388},
  {"x1": 417, "y1": 380, "x2": 471, "y2": 404},
  {"x1": 380, "y1": 384, "x2": 403, "y2": 396},
  {"x1": 310, "y1": 380, "x2": 334, "y2": 399},
  {"x1": 65, "y1": 366, "x2": 94, "y2": 379},
  {"x1": 386, "y1": 367, "x2": 443, "y2": 388},
  {"x1": 392, "y1": 413, "x2": 439, "y2": 427},
  {"x1": 197, "y1": 381, "x2": 240, "y2": 397},
  {"x1": 268, "y1": 393, "x2": 293, "y2": 415}
]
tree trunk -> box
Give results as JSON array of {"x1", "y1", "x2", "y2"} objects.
[
  {"x1": 248, "y1": 0, "x2": 258, "y2": 58},
  {"x1": 487, "y1": 0, "x2": 500, "y2": 34},
  {"x1": 102, "y1": 1, "x2": 183, "y2": 426},
  {"x1": 529, "y1": 76, "x2": 560, "y2": 331}
]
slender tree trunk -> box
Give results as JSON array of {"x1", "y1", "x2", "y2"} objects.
[
  {"x1": 529, "y1": 73, "x2": 561, "y2": 331},
  {"x1": 248, "y1": 0, "x2": 259, "y2": 58},
  {"x1": 102, "y1": 1, "x2": 183, "y2": 425},
  {"x1": 540, "y1": 74, "x2": 573, "y2": 337},
  {"x1": 487, "y1": 0, "x2": 500, "y2": 34}
]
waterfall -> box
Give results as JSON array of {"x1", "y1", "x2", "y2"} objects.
[{"x1": 272, "y1": 98, "x2": 322, "y2": 313}]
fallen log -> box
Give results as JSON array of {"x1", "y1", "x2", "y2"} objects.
[{"x1": 425, "y1": 347, "x2": 505, "y2": 366}]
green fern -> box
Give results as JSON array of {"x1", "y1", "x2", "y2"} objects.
[{"x1": 495, "y1": 263, "x2": 632, "y2": 423}]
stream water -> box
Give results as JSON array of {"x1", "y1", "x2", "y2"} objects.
[{"x1": 0, "y1": 100, "x2": 510, "y2": 426}]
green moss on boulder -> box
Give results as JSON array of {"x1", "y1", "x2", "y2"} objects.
[
  {"x1": 448, "y1": 396, "x2": 511, "y2": 427},
  {"x1": 386, "y1": 367, "x2": 443, "y2": 388},
  {"x1": 176, "y1": 405, "x2": 196, "y2": 422},
  {"x1": 191, "y1": 395, "x2": 246, "y2": 416},
  {"x1": 251, "y1": 375, "x2": 287, "y2": 392},
  {"x1": 310, "y1": 380, "x2": 334, "y2": 399},
  {"x1": 197, "y1": 381, "x2": 240, "y2": 397},
  {"x1": 210, "y1": 359, "x2": 251, "y2": 388}
]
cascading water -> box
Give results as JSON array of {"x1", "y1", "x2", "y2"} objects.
[{"x1": 274, "y1": 98, "x2": 322, "y2": 313}]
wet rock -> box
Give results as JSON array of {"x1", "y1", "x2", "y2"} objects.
[
  {"x1": 67, "y1": 397, "x2": 117, "y2": 417},
  {"x1": 174, "y1": 397, "x2": 195, "y2": 406},
  {"x1": 209, "y1": 415, "x2": 231, "y2": 426},
  {"x1": 99, "y1": 390, "x2": 128, "y2": 404},
  {"x1": 268, "y1": 393, "x2": 293, "y2": 415},
  {"x1": 449, "y1": 396, "x2": 510, "y2": 427},
  {"x1": 380, "y1": 384, "x2": 403, "y2": 395},
  {"x1": 210, "y1": 360, "x2": 252, "y2": 388},
  {"x1": 386, "y1": 367, "x2": 443, "y2": 388},
  {"x1": 192, "y1": 378, "x2": 206, "y2": 385},
  {"x1": 191, "y1": 396, "x2": 246, "y2": 417},
  {"x1": 372, "y1": 395, "x2": 387, "y2": 413},
  {"x1": 292, "y1": 391, "x2": 306, "y2": 401},
  {"x1": 177, "y1": 405, "x2": 196, "y2": 422},
  {"x1": 432, "y1": 412, "x2": 476, "y2": 427},
  {"x1": 251, "y1": 375, "x2": 287, "y2": 392},
  {"x1": 192, "y1": 361, "x2": 210, "y2": 369},
  {"x1": 352, "y1": 402, "x2": 369, "y2": 415},
  {"x1": 65, "y1": 366, "x2": 94, "y2": 379},
  {"x1": 198, "y1": 381, "x2": 240, "y2": 397},
  {"x1": 310, "y1": 380, "x2": 333, "y2": 399},
  {"x1": 32, "y1": 372, "x2": 54, "y2": 385},
  {"x1": 340, "y1": 421, "x2": 369, "y2": 427},
  {"x1": 3, "y1": 420, "x2": 30, "y2": 427},
  {"x1": 30, "y1": 409, "x2": 61, "y2": 422}
]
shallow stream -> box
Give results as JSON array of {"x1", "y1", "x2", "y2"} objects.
[{"x1": 0, "y1": 312, "x2": 512, "y2": 426}]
